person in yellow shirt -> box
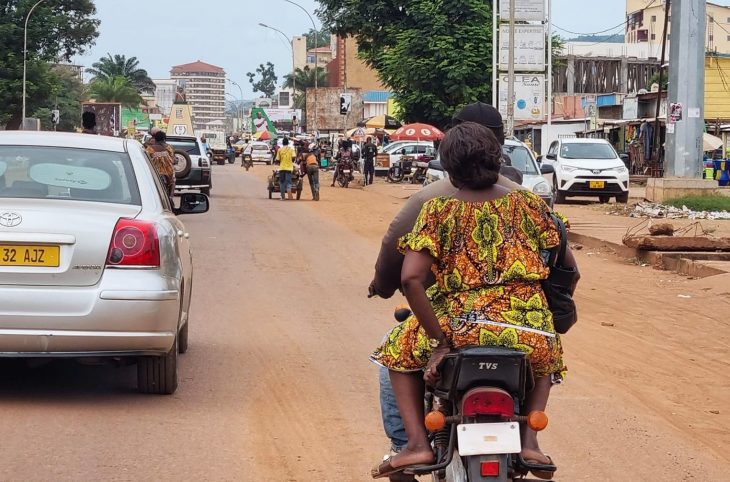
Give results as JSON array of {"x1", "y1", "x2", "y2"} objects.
[{"x1": 276, "y1": 137, "x2": 296, "y2": 200}]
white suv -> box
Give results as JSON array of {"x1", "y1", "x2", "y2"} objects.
[{"x1": 542, "y1": 138, "x2": 629, "y2": 203}]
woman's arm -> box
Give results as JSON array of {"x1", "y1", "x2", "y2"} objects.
[{"x1": 401, "y1": 249, "x2": 446, "y2": 344}]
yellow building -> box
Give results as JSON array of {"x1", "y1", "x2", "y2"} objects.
[
  {"x1": 626, "y1": 1, "x2": 730, "y2": 54},
  {"x1": 705, "y1": 56, "x2": 730, "y2": 120}
]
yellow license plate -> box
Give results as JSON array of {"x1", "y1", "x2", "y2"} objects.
[
  {"x1": 589, "y1": 181, "x2": 606, "y2": 189},
  {"x1": 0, "y1": 245, "x2": 60, "y2": 267}
]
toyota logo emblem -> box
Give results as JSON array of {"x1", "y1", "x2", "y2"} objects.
[{"x1": 0, "y1": 212, "x2": 22, "y2": 227}]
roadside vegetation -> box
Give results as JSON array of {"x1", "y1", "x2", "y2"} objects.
[{"x1": 665, "y1": 195, "x2": 730, "y2": 212}]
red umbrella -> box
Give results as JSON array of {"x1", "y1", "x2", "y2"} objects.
[{"x1": 390, "y1": 123, "x2": 444, "y2": 141}]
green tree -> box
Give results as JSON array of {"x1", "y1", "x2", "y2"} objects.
[
  {"x1": 0, "y1": 0, "x2": 99, "y2": 129},
  {"x1": 647, "y1": 71, "x2": 668, "y2": 91},
  {"x1": 246, "y1": 62, "x2": 278, "y2": 98},
  {"x1": 283, "y1": 66, "x2": 328, "y2": 109},
  {"x1": 86, "y1": 53, "x2": 155, "y2": 93},
  {"x1": 304, "y1": 27, "x2": 331, "y2": 49},
  {"x1": 31, "y1": 64, "x2": 87, "y2": 131},
  {"x1": 88, "y1": 76, "x2": 142, "y2": 107},
  {"x1": 318, "y1": 0, "x2": 493, "y2": 128}
]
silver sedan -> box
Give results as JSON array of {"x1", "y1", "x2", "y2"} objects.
[{"x1": 0, "y1": 132, "x2": 209, "y2": 394}]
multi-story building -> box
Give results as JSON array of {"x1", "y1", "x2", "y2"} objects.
[
  {"x1": 152, "y1": 79, "x2": 177, "y2": 116},
  {"x1": 626, "y1": 0, "x2": 730, "y2": 54},
  {"x1": 292, "y1": 36, "x2": 335, "y2": 71},
  {"x1": 170, "y1": 60, "x2": 226, "y2": 132}
]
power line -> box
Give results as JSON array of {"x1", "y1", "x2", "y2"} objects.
[{"x1": 552, "y1": 0, "x2": 658, "y2": 37}]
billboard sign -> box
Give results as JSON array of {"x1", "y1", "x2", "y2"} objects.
[
  {"x1": 499, "y1": 0, "x2": 545, "y2": 21},
  {"x1": 499, "y1": 25, "x2": 546, "y2": 71},
  {"x1": 498, "y1": 74, "x2": 545, "y2": 121}
]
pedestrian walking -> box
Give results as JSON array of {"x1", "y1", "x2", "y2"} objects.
[
  {"x1": 145, "y1": 130, "x2": 176, "y2": 201},
  {"x1": 300, "y1": 147, "x2": 321, "y2": 201},
  {"x1": 362, "y1": 136, "x2": 377, "y2": 185},
  {"x1": 276, "y1": 137, "x2": 296, "y2": 200}
]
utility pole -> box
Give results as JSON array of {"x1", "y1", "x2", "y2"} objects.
[
  {"x1": 506, "y1": 0, "x2": 516, "y2": 137},
  {"x1": 665, "y1": 0, "x2": 706, "y2": 178}
]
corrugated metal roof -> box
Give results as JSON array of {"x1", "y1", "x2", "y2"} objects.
[{"x1": 363, "y1": 91, "x2": 393, "y2": 103}]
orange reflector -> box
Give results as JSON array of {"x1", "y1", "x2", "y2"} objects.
[
  {"x1": 527, "y1": 410, "x2": 549, "y2": 431},
  {"x1": 480, "y1": 460, "x2": 500, "y2": 477},
  {"x1": 424, "y1": 410, "x2": 446, "y2": 432}
]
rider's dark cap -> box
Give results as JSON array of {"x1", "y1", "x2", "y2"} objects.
[{"x1": 452, "y1": 102, "x2": 503, "y2": 129}]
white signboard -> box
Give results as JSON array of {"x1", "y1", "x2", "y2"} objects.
[
  {"x1": 498, "y1": 74, "x2": 545, "y2": 121},
  {"x1": 623, "y1": 97, "x2": 638, "y2": 120},
  {"x1": 499, "y1": 0, "x2": 546, "y2": 21},
  {"x1": 499, "y1": 25, "x2": 546, "y2": 71}
]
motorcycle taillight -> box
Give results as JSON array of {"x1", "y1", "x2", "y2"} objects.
[{"x1": 462, "y1": 387, "x2": 514, "y2": 418}]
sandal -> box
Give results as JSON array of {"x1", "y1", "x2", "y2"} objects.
[
  {"x1": 517, "y1": 453, "x2": 557, "y2": 480},
  {"x1": 371, "y1": 456, "x2": 406, "y2": 479}
]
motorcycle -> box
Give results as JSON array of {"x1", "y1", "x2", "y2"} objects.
[
  {"x1": 242, "y1": 154, "x2": 253, "y2": 171},
  {"x1": 387, "y1": 155, "x2": 430, "y2": 184},
  {"x1": 390, "y1": 308, "x2": 553, "y2": 482},
  {"x1": 335, "y1": 157, "x2": 355, "y2": 188}
]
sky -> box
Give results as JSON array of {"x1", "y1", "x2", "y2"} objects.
[{"x1": 73, "y1": 0, "x2": 730, "y2": 99}]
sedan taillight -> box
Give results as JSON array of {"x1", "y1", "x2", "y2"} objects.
[{"x1": 106, "y1": 218, "x2": 160, "y2": 268}]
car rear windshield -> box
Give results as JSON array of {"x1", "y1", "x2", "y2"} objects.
[
  {"x1": 503, "y1": 146, "x2": 538, "y2": 175},
  {"x1": 168, "y1": 139, "x2": 201, "y2": 156},
  {"x1": 0, "y1": 146, "x2": 140, "y2": 205},
  {"x1": 560, "y1": 143, "x2": 617, "y2": 160},
  {"x1": 252, "y1": 145, "x2": 269, "y2": 151}
]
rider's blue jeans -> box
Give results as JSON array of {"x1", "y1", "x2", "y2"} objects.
[{"x1": 379, "y1": 366, "x2": 408, "y2": 451}]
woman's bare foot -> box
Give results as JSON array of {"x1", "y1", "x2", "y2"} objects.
[
  {"x1": 520, "y1": 448, "x2": 552, "y2": 466},
  {"x1": 387, "y1": 445, "x2": 434, "y2": 468}
]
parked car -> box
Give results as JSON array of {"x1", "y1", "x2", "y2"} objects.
[
  {"x1": 167, "y1": 135, "x2": 212, "y2": 196},
  {"x1": 541, "y1": 138, "x2": 629, "y2": 203},
  {"x1": 382, "y1": 140, "x2": 433, "y2": 154},
  {"x1": 246, "y1": 141, "x2": 273, "y2": 165},
  {"x1": 0, "y1": 131, "x2": 209, "y2": 394},
  {"x1": 424, "y1": 139, "x2": 555, "y2": 207}
]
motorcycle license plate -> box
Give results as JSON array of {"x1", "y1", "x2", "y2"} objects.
[
  {"x1": 343, "y1": 170, "x2": 351, "y2": 173},
  {"x1": 456, "y1": 422, "x2": 521, "y2": 456}
]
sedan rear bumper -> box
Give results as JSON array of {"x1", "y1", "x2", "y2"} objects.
[
  {"x1": 0, "y1": 274, "x2": 180, "y2": 355},
  {"x1": 0, "y1": 329, "x2": 175, "y2": 356}
]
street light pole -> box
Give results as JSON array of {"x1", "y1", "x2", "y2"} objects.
[
  {"x1": 227, "y1": 79, "x2": 244, "y2": 131},
  {"x1": 259, "y1": 23, "x2": 296, "y2": 96},
  {"x1": 284, "y1": 0, "x2": 318, "y2": 134},
  {"x1": 21, "y1": 0, "x2": 47, "y2": 130}
]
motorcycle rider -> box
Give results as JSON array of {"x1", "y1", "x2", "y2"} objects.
[
  {"x1": 331, "y1": 139, "x2": 353, "y2": 187},
  {"x1": 369, "y1": 102, "x2": 576, "y2": 481}
]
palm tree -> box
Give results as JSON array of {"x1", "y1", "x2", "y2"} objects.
[
  {"x1": 88, "y1": 76, "x2": 143, "y2": 107},
  {"x1": 86, "y1": 54, "x2": 156, "y2": 93},
  {"x1": 283, "y1": 66, "x2": 328, "y2": 93},
  {"x1": 283, "y1": 66, "x2": 328, "y2": 109}
]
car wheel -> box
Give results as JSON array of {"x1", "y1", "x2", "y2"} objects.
[
  {"x1": 599, "y1": 195, "x2": 610, "y2": 204},
  {"x1": 178, "y1": 322, "x2": 189, "y2": 354},
  {"x1": 201, "y1": 187, "x2": 210, "y2": 196},
  {"x1": 616, "y1": 192, "x2": 629, "y2": 203},
  {"x1": 217, "y1": 159, "x2": 224, "y2": 166},
  {"x1": 173, "y1": 150, "x2": 193, "y2": 179},
  {"x1": 137, "y1": 337, "x2": 178, "y2": 395}
]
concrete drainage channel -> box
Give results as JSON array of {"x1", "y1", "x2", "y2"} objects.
[{"x1": 568, "y1": 231, "x2": 730, "y2": 279}]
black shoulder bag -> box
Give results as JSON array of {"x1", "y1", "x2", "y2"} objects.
[{"x1": 541, "y1": 214, "x2": 578, "y2": 334}]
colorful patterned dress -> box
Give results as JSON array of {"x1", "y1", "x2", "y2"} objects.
[{"x1": 371, "y1": 191, "x2": 566, "y2": 379}]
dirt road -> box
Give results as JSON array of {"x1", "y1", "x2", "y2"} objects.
[{"x1": 1, "y1": 165, "x2": 729, "y2": 481}]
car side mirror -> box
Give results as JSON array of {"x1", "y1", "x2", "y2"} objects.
[
  {"x1": 536, "y1": 155, "x2": 543, "y2": 163},
  {"x1": 545, "y1": 153, "x2": 557, "y2": 161},
  {"x1": 175, "y1": 193, "x2": 209, "y2": 215},
  {"x1": 540, "y1": 164, "x2": 555, "y2": 174}
]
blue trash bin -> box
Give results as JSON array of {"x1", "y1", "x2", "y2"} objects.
[{"x1": 715, "y1": 160, "x2": 729, "y2": 186}]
